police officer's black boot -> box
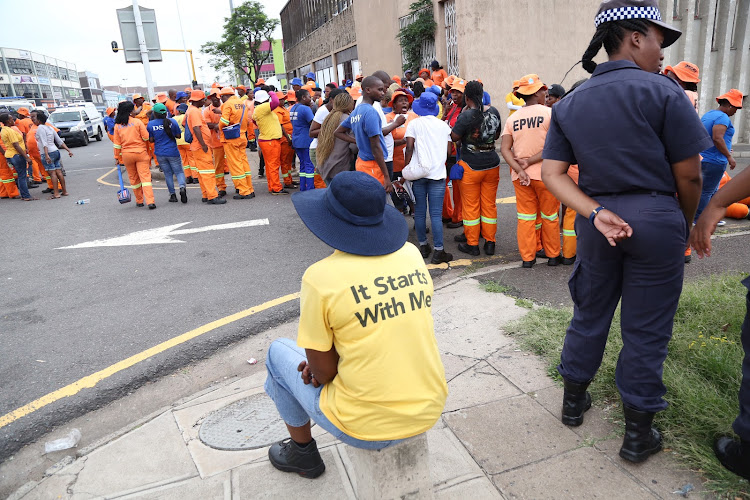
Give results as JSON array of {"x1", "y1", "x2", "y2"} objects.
[
  {"x1": 561, "y1": 378, "x2": 591, "y2": 426},
  {"x1": 619, "y1": 405, "x2": 662, "y2": 463},
  {"x1": 714, "y1": 436, "x2": 750, "y2": 480}
]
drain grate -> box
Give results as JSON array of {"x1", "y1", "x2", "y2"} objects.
[{"x1": 198, "y1": 393, "x2": 289, "y2": 451}]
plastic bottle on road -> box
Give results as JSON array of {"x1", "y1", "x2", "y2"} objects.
[
  {"x1": 44, "y1": 428, "x2": 82, "y2": 453},
  {"x1": 75, "y1": 199, "x2": 90, "y2": 205}
]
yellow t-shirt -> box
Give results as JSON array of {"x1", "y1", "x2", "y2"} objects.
[
  {"x1": 174, "y1": 114, "x2": 188, "y2": 146},
  {"x1": 297, "y1": 243, "x2": 448, "y2": 441},
  {"x1": 252, "y1": 102, "x2": 282, "y2": 140},
  {"x1": 505, "y1": 92, "x2": 525, "y2": 116},
  {"x1": 1, "y1": 126, "x2": 25, "y2": 158}
]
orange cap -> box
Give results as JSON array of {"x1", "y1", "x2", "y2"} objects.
[
  {"x1": 211, "y1": 82, "x2": 219, "y2": 88},
  {"x1": 355, "y1": 74, "x2": 363, "y2": 80},
  {"x1": 512, "y1": 80, "x2": 521, "y2": 89},
  {"x1": 516, "y1": 74, "x2": 546, "y2": 96},
  {"x1": 286, "y1": 90, "x2": 297, "y2": 102},
  {"x1": 189, "y1": 90, "x2": 206, "y2": 101},
  {"x1": 132, "y1": 93, "x2": 144, "y2": 100},
  {"x1": 184, "y1": 87, "x2": 193, "y2": 92},
  {"x1": 206, "y1": 88, "x2": 221, "y2": 99},
  {"x1": 418, "y1": 68, "x2": 430, "y2": 77},
  {"x1": 717, "y1": 89, "x2": 745, "y2": 108},
  {"x1": 450, "y1": 79, "x2": 467, "y2": 93},
  {"x1": 236, "y1": 85, "x2": 246, "y2": 90},
  {"x1": 389, "y1": 89, "x2": 414, "y2": 107},
  {"x1": 256, "y1": 78, "x2": 265, "y2": 85},
  {"x1": 220, "y1": 87, "x2": 235, "y2": 96},
  {"x1": 105, "y1": 107, "x2": 115, "y2": 116},
  {"x1": 664, "y1": 61, "x2": 701, "y2": 83},
  {"x1": 17, "y1": 107, "x2": 30, "y2": 117},
  {"x1": 442, "y1": 75, "x2": 456, "y2": 89},
  {"x1": 156, "y1": 93, "x2": 168, "y2": 103},
  {"x1": 276, "y1": 91, "x2": 287, "y2": 100},
  {"x1": 348, "y1": 86, "x2": 362, "y2": 98}
]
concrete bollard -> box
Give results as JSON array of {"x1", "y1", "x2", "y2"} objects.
[{"x1": 338, "y1": 433, "x2": 433, "y2": 500}]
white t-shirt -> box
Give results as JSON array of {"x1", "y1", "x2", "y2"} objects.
[
  {"x1": 309, "y1": 105, "x2": 330, "y2": 150},
  {"x1": 404, "y1": 116, "x2": 452, "y2": 180},
  {"x1": 356, "y1": 97, "x2": 394, "y2": 161}
]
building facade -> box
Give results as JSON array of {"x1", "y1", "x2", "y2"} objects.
[
  {"x1": 280, "y1": 0, "x2": 750, "y2": 143},
  {"x1": 247, "y1": 40, "x2": 287, "y2": 86},
  {"x1": 0, "y1": 47, "x2": 82, "y2": 105},
  {"x1": 79, "y1": 71, "x2": 105, "y2": 112}
]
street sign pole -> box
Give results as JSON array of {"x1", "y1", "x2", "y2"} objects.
[{"x1": 132, "y1": 0, "x2": 155, "y2": 99}]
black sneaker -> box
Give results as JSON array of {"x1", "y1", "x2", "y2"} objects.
[
  {"x1": 218, "y1": 190, "x2": 227, "y2": 197},
  {"x1": 233, "y1": 193, "x2": 256, "y2": 199},
  {"x1": 431, "y1": 249, "x2": 453, "y2": 264},
  {"x1": 202, "y1": 197, "x2": 208, "y2": 203},
  {"x1": 169, "y1": 193, "x2": 178, "y2": 203},
  {"x1": 136, "y1": 203, "x2": 145, "y2": 207},
  {"x1": 715, "y1": 437, "x2": 750, "y2": 480},
  {"x1": 42, "y1": 188, "x2": 53, "y2": 194},
  {"x1": 207, "y1": 197, "x2": 227, "y2": 205},
  {"x1": 522, "y1": 258, "x2": 536, "y2": 268},
  {"x1": 148, "y1": 204, "x2": 156, "y2": 210},
  {"x1": 268, "y1": 438, "x2": 325, "y2": 479},
  {"x1": 548, "y1": 255, "x2": 562, "y2": 266},
  {"x1": 457, "y1": 243, "x2": 480, "y2": 256},
  {"x1": 419, "y1": 243, "x2": 432, "y2": 258},
  {"x1": 454, "y1": 233, "x2": 467, "y2": 243},
  {"x1": 180, "y1": 187, "x2": 188, "y2": 203},
  {"x1": 271, "y1": 189, "x2": 290, "y2": 195},
  {"x1": 562, "y1": 256, "x2": 576, "y2": 265},
  {"x1": 484, "y1": 241, "x2": 495, "y2": 255},
  {"x1": 446, "y1": 221, "x2": 463, "y2": 229}
]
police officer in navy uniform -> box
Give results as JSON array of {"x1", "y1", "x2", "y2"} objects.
[{"x1": 541, "y1": 0, "x2": 713, "y2": 464}]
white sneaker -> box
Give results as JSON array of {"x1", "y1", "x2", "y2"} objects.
[{"x1": 717, "y1": 220, "x2": 726, "y2": 227}]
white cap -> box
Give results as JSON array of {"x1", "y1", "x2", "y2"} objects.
[{"x1": 254, "y1": 90, "x2": 270, "y2": 103}]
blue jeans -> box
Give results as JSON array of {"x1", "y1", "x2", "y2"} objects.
[
  {"x1": 155, "y1": 155, "x2": 186, "y2": 193},
  {"x1": 264, "y1": 338, "x2": 402, "y2": 450},
  {"x1": 412, "y1": 178, "x2": 446, "y2": 250},
  {"x1": 8, "y1": 154, "x2": 30, "y2": 199},
  {"x1": 695, "y1": 160, "x2": 727, "y2": 221},
  {"x1": 295, "y1": 148, "x2": 315, "y2": 191},
  {"x1": 42, "y1": 150, "x2": 62, "y2": 171}
]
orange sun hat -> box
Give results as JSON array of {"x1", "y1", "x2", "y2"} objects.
[
  {"x1": 716, "y1": 89, "x2": 745, "y2": 108},
  {"x1": 664, "y1": 61, "x2": 701, "y2": 83},
  {"x1": 388, "y1": 89, "x2": 414, "y2": 107},
  {"x1": 220, "y1": 87, "x2": 235, "y2": 95},
  {"x1": 515, "y1": 74, "x2": 547, "y2": 96},
  {"x1": 189, "y1": 90, "x2": 206, "y2": 101},
  {"x1": 286, "y1": 90, "x2": 297, "y2": 102}
]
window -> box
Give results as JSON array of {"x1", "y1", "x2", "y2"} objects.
[
  {"x1": 15, "y1": 83, "x2": 40, "y2": 98},
  {"x1": 259, "y1": 70, "x2": 275, "y2": 79},
  {"x1": 40, "y1": 85, "x2": 52, "y2": 98},
  {"x1": 52, "y1": 86, "x2": 64, "y2": 98},
  {"x1": 34, "y1": 62, "x2": 58, "y2": 78},
  {"x1": 260, "y1": 50, "x2": 274, "y2": 65},
  {"x1": 730, "y1": 0, "x2": 740, "y2": 49},
  {"x1": 0, "y1": 84, "x2": 12, "y2": 97},
  {"x1": 82, "y1": 111, "x2": 90, "y2": 120},
  {"x1": 673, "y1": 0, "x2": 680, "y2": 19},
  {"x1": 68, "y1": 69, "x2": 78, "y2": 81},
  {"x1": 5, "y1": 58, "x2": 34, "y2": 75},
  {"x1": 710, "y1": 0, "x2": 720, "y2": 51},
  {"x1": 58, "y1": 67, "x2": 69, "y2": 80}
]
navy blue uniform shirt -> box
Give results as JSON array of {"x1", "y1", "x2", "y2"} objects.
[{"x1": 542, "y1": 60, "x2": 712, "y2": 196}]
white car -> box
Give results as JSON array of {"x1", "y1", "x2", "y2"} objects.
[{"x1": 49, "y1": 103, "x2": 105, "y2": 146}]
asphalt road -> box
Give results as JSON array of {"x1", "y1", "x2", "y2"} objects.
[{"x1": 2, "y1": 139, "x2": 749, "y2": 460}]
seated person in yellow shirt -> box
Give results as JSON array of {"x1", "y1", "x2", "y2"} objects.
[{"x1": 264, "y1": 171, "x2": 448, "y2": 479}]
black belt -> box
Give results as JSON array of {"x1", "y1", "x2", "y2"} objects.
[{"x1": 590, "y1": 189, "x2": 676, "y2": 198}]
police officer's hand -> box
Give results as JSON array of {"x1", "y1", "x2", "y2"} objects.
[
  {"x1": 728, "y1": 155, "x2": 737, "y2": 170},
  {"x1": 690, "y1": 205, "x2": 723, "y2": 258},
  {"x1": 593, "y1": 209, "x2": 633, "y2": 246},
  {"x1": 297, "y1": 360, "x2": 321, "y2": 388}
]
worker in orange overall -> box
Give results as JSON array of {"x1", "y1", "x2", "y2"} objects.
[
  {"x1": 252, "y1": 90, "x2": 287, "y2": 195},
  {"x1": 132, "y1": 93, "x2": 154, "y2": 166},
  {"x1": 219, "y1": 87, "x2": 255, "y2": 199},
  {"x1": 204, "y1": 88, "x2": 228, "y2": 197},
  {"x1": 186, "y1": 90, "x2": 225, "y2": 204},
  {"x1": 113, "y1": 101, "x2": 156, "y2": 209}
]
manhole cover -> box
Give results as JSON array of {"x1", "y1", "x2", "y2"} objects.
[{"x1": 198, "y1": 393, "x2": 289, "y2": 451}]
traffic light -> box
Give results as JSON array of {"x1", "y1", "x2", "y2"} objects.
[{"x1": 111, "y1": 41, "x2": 119, "y2": 53}]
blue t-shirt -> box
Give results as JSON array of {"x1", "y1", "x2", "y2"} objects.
[
  {"x1": 290, "y1": 103, "x2": 314, "y2": 149},
  {"x1": 700, "y1": 109, "x2": 734, "y2": 165},
  {"x1": 103, "y1": 116, "x2": 115, "y2": 135},
  {"x1": 146, "y1": 118, "x2": 181, "y2": 157},
  {"x1": 340, "y1": 103, "x2": 386, "y2": 161}
]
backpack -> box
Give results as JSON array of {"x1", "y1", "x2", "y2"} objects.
[{"x1": 177, "y1": 113, "x2": 193, "y2": 144}]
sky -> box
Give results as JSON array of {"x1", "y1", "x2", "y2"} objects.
[{"x1": 2, "y1": 0, "x2": 286, "y2": 90}]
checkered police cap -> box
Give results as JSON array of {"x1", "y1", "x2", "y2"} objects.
[{"x1": 593, "y1": 0, "x2": 681, "y2": 47}]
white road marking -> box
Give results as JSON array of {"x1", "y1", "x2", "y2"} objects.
[
  {"x1": 713, "y1": 229, "x2": 750, "y2": 239},
  {"x1": 64, "y1": 167, "x2": 118, "y2": 172},
  {"x1": 56, "y1": 219, "x2": 270, "y2": 249}
]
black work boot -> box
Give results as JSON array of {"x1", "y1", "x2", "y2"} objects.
[
  {"x1": 714, "y1": 436, "x2": 750, "y2": 480},
  {"x1": 561, "y1": 378, "x2": 592, "y2": 427},
  {"x1": 268, "y1": 438, "x2": 325, "y2": 478},
  {"x1": 619, "y1": 406, "x2": 662, "y2": 463}
]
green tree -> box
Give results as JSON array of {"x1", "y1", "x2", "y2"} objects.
[
  {"x1": 398, "y1": 0, "x2": 436, "y2": 73},
  {"x1": 200, "y1": 1, "x2": 279, "y2": 86}
]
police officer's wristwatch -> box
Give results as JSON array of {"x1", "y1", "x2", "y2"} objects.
[{"x1": 589, "y1": 206, "x2": 604, "y2": 226}]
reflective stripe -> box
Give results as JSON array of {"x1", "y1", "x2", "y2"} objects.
[
  {"x1": 198, "y1": 169, "x2": 215, "y2": 174},
  {"x1": 1, "y1": 179, "x2": 15, "y2": 183},
  {"x1": 535, "y1": 223, "x2": 542, "y2": 229},
  {"x1": 517, "y1": 212, "x2": 537, "y2": 221},
  {"x1": 220, "y1": 118, "x2": 230, "y2": 125},
  {"x1": 231, "y1": 175, "x2": 245, "y2": 180},
  {"x1": 142, "y1": 182, "x2": 152, "y2": 187},
  {"x1": 215, "y1": 173, "x2": 225, "y2": 178},
  {"x1": 541, "y1": 211, "x2": 559, "y2": 221},
  {"x1": 132, "y1": 183, "x2": 142, "y2": 189},
  {"x1": 463, "y1": 218, "x2": 480, "y2": 226},
  {"x1": 562, "y1": 229, "x2": 577, "y2": 237},
  {"x1": 480, "y1": 216, "x2": 497, "y2": 224},
  {"x1": 113, "y1": 145, "x2": 122, "y2": 149}
]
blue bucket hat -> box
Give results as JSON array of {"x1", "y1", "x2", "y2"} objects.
[
  {"x1": 306, "y1": 72, "x2": 315, "y2": 79},
  {"x1": 412, "y1": 92, "x2": 439, "y2": 117},
  {"x1": 291, "y1": 171, "x2": 408, "y2": 256},
  {"x1": 345, "y1": 79, "x2": 353, "y2": 87},
  {"x1": 482, "y1": 91, "x2": 491, "y2": 106},
  {"x1": 427, "y1": 86, "x2": 441, "y2": 96},
  {"x1": 291, "y1": 77, "x2": 303, "y2": 86},
  {"x1": 176, "y1": 103, "x2": 188, "y2": 113}
]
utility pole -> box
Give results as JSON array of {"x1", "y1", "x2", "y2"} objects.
[
  {"x1": 175, "y1": 0, "x2": 195, "y2": 87},
  {"x1": 132, "y1": 0, "x2": 155, "y2": 99}
]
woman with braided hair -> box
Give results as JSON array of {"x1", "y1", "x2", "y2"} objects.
[{"x1": 541, "y1": 0, "x2": 712, "y2": 464}]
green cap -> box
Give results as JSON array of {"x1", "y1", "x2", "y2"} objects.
[{"x1": 152, "y1": 103, "x2": 167, "y2": 115}]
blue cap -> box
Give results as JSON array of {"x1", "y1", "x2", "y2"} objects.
[
  {"x1": 176, "y1": 103, "x2": 188, "y2": 113},
  {"x1": 176, "y1": 91, "x2": 188, "y2": 100},
  {"x1": 427, "y1": 86, "x2": 441, "y2": 96},
  {"x1": 306, "y1": 72, "x2": 315, "y2": 79},
  {"x1": 412, "y1": 92, "x2": 439, "y2": 117},
  {"x1": 291, "y1": 77, "x2": 303, "y2": 86},
  {"x1": 345, "y1": 79, "x2": 352, "y2": 87},
  {"x1": 482, "y1": 91, "x2": 491, "y2": 106}
]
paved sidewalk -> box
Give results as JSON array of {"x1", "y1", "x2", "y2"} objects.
[{"x1": 9, "y1": 275, "x2": 704, "y2": 499}]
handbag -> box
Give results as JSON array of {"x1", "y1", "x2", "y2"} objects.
[
  {"x1": 221, "y1": 103, "x2": 245, "y2": 140},
  {"x1": 116, "y1": 164, "x2": 131, "y2": 204}
]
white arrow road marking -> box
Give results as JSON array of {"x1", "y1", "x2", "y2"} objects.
[{"x1": 56, "y1": 219, "x2": 270, "y2": 249}]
